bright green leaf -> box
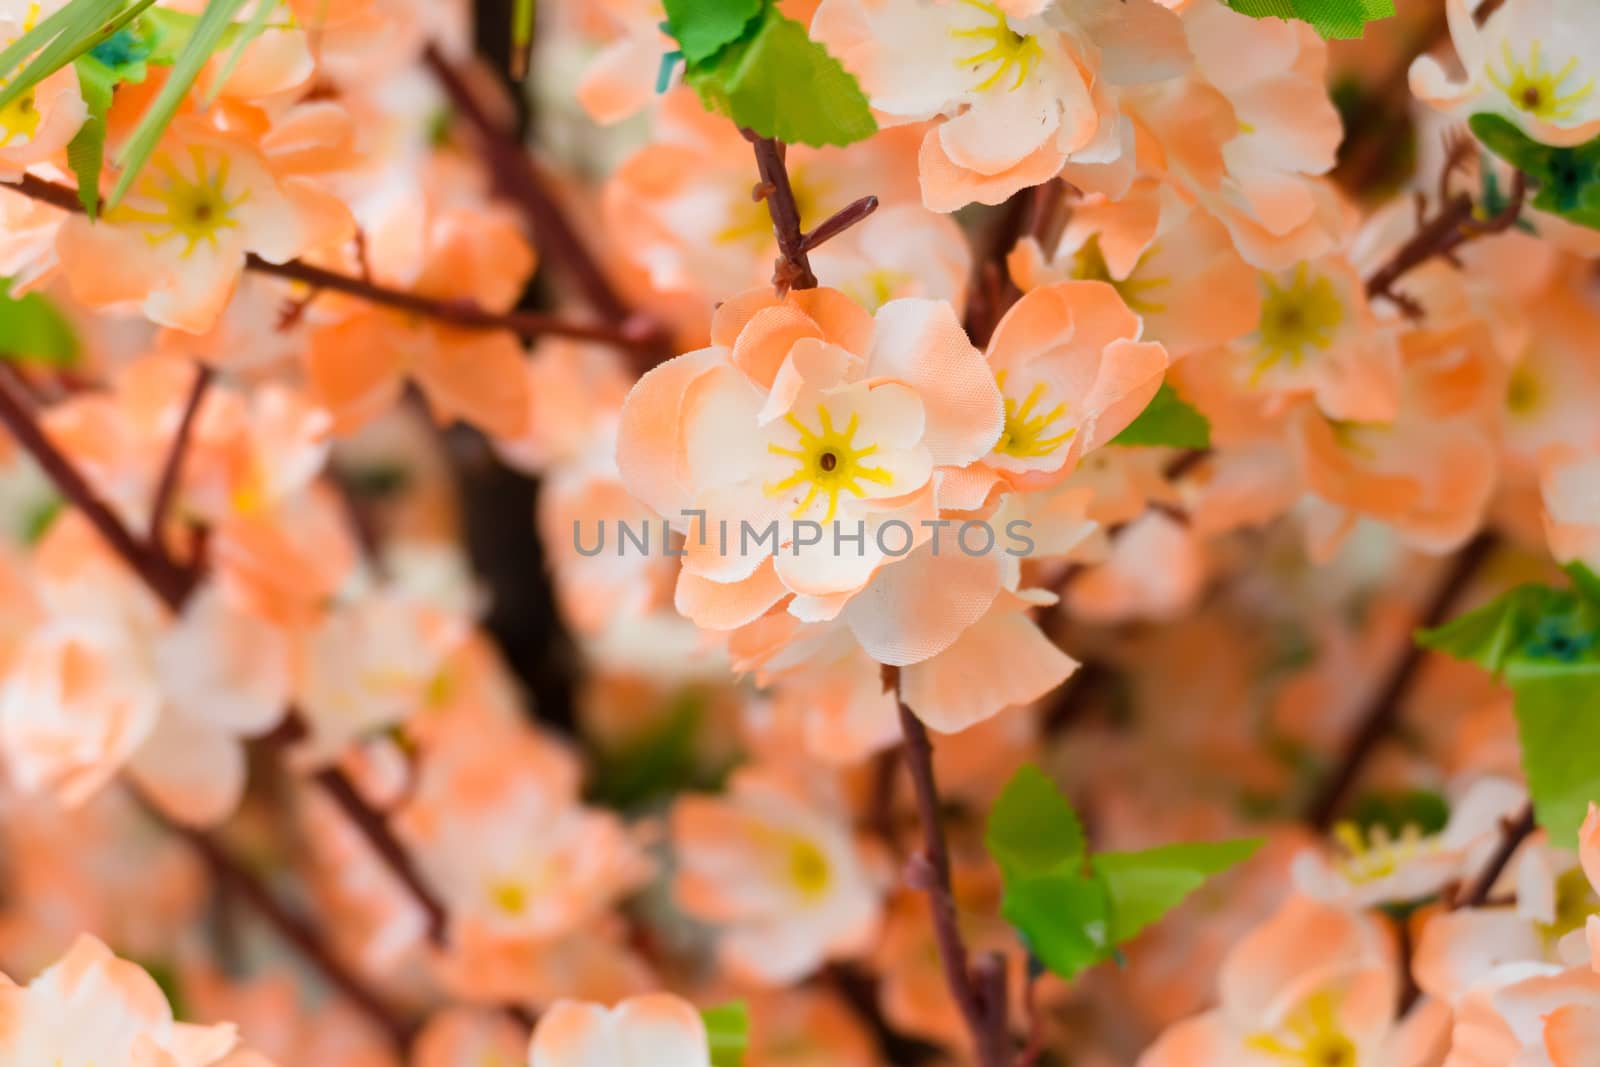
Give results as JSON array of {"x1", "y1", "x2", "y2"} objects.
[
  {"x1": 702, "y1": 1001, "x2": 749, "y2": 1067},
  {"x1": 1506, "y1": 663, "x2": 1600, "y2": 846},
  {"x1": 109, "y1": 0, "x2": 251, "y2": 210},
  {"x1": 0, "y1": 0, "x2": 142, "y2": 116},
  {"x1": 1091, "y1": 838, "x2": 1261, "y2": 944},
  {"x1": 0, "y1": 0, "x2": 119, "y2": 87},
  {"x1": 663, "y1": 0, "x2": 764, "y2": 65},
  {"x1": 684, "y1": 7, "x2": 876, "y2": 148},
  {"x1": 1416, "y1": 583, "x2": 1582, "y2": 675},
  {"x1": 1111, "y1": 383, "x2": 1211, "y2": 449},
  {"x1": 1469, "y1": 112, "x2": 1600, "y2": 232},
  {"x1": 1001, "y1": 870, "x2": 1111, "y2": 980},
  {"x1": 0, "y1": 279, "x2": 80, "y2": 367},
  {"x1": 66, "y1": 55, "x2": 117, "y2": 218},
  {"x1": 986, "y1": 763, "x2": 1086, "y2": 880},
  {"x1": 1225, "y1": 0, "x2": 1395, "y2": 39}
]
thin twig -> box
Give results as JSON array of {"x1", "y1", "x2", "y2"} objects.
[
  {"x1": 420, "y1": 45, "x2": 639, "y2": 326},
  {"x1": 1304, "y1": 532, "x2": 1499, "y2": 829},
  {"x1": 6, "y1": 174, "x2": 653, "y2": 352},
  {"x1": 888, "y1": 666, "x2": 1013, "y2": 1067},
  {"x1": 1456, "y1": 803, "x2": 1537, "y2": 909},
  {"x1": 312, "y1": 764, "x2": 448, "y2": 943},
  {"x1": 800, "y1": 195, "x2": 879, "y2": 253},
  {"x1": 0, "y1": 362, "x2": 198, "y2": 610},
  {"x1": 147, "y1": 363, "x2": 214, "y2": 546},
  {"x1": 744, "y1": 132, "x2": 818, "y2": 294},
  {"x1": 133, "y1": 789, "x2": 418, "y2": 1051}
]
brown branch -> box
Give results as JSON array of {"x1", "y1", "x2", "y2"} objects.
[
  {"x1": 744, "y1": 132, "x2": 818, "y2": 294},
  {"x1": 888, "y1": 666, "x2": 1013, "y2": 1067},
  {"x1": 1304, "y1": 532, "x2": 1499, "y2": 829},
  {"x1": 801, "y1": 195, "x2": 879, "y2": 253},
  {"x1": 148, "y1": 363, "x2": 214, "y2": 546},
  {"x1": 419, "y1": 45, "x2": 639, "y2": 326},
  {"x1": 7, "y1": 174, "x2": 653, "y2": 353},
  {"x1": 311, "y1": 764, "x2": 448, "y2": 943},
  {"x1": 0, "y1": 362, "x2": 198, "y2": 610},
  {"x1": 1364, "y1": 170, "x2": 1527, "y2": 317},
  {"x1": 1456, "y1": 803, "x2": 1536, "y2": 909},
  {"x1": 133, "y1": 788, "x2": 419, "y2": 1052}
]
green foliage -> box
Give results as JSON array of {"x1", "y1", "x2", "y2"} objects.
[
  {"x1": 109, "y1": 0, "x2": 252, "y2": 210},
  {"x1": 1224, "y1": 0, "x2": 1395, "y2": 39},
  {"x1": 663, "y1": 0, "x2": 764, "y2": 64},
  {"x1": 1111, "y1": 384, "x2": 1212, "y2": 449},
  {"x1": 1349, "y1": 789, "x2": 1450, "y2": 837},
  {"x1": 1470, "y1": 113, "x2": 1600, "y2": 231},
  {"x1": 1419, "y1": 565, "x2": 1600, "y2": 844},
  {"x1": 663, "y1": 1, "x2": 876, "y2": 147},
  {"x1": 702, "y1": 1001, "x2": 749, "y2": 1067},
  {"x1": 0, "y1": 0, "x2": 157, "y2": 115},
  {"x1": 986, "y1": 763, "x2": 1258, "y2": 980},
  {"x1": 0, "y1": 278, "x2": 80, "y2": 366},
  {"x1": 67, "y1": 56, "x2": 116, "y2": 218},
  {"x1": 585, "y1": 689, "x2": 729, "y2": 810}
]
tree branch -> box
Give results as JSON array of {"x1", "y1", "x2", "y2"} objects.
[
  {"x1": 6, "y1": 174, "x2": 655, "y2": 352},
  {"x1": 888, "y1": 667, "x2": 1013, "y2": 1067},
  {"x1": 1304, "y1": 532, "x2": 1499, "y2": 829},
  {"x1": 148, "y1": 363, "x2": 214, "y2": 546},
  {"x1": 745, "y1": 132, "x2": 818, "y2": 294},
  {"x1": 1456, "y1": 803, "x2": 1536, "y2": 909}
]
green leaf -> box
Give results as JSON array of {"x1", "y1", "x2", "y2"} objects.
[
  {"x1": 1349, "y1": 789, "x2": 1450, "y2": 837},
  {"x1": 108, "y1": 0, "x2": 251, "y2": 210},
  {"x1": 663, "y1": 0, "x2": 764, "y2": 65},
  {"x1": 1416, "y1": 583, "x2": 1576, "y2": 674},
  {"x1": 0, "y1": 0, "x2": 119, "y2": 87},
  {"x1": 0, "y1": 0, "x2": 138, "y2": 116},
  {"x1": 0, "y1": 279, "x2": 80, "y2": 366},
  {"x1": 1000, "y1": 869, "x2": 1112, "y2": 980},
  {"x1": 1469, "y1": 112, "x2": 1600, "y2": 232},
  {"x1": 986, "y1": 763, "x2": 1086, "y2": 880},
  {"x1": 66, "y1": 55, "x2": 117, "y2": 218},
  {"x1": 702, "y1": 1001, "x2": 749, "y2": 1067},
  {"x1": 1224, "y1": 0, "x2": 1395, "y2": 38},
  {"x1": 1507, "y1": 663, "x2": 1600, "y2": 846},
  {"x1": 683, "y1": 6, "x2": 876, "y2": 148},
  {"x1": 1111, "y1": 383, "x2": 1211, "y2": 449},
  {"x1": 1090, "y1": 838, "x2": 1261, "y2": 944}
]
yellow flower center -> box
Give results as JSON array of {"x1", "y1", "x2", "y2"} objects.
[
  {"x1": 489, "y1": 880, "x2": 528, "y2": 916},
  {"x1": 107, "y1": 145, "x2": 250, "y2": 258},
  {"x1": 951, "y1": 0, "x2": 1042, "y2": 93},
  {"x1": 1070, "y1": 234, "x2": 1169, "y2": 314},
  {"x1": 1252, "y1": 264, "x2": 1344, "y2": 380},
  {"x1": 1245, "y1": 991, "x2": 1358, "y2": 1067},
  {"x1": 1539, "y1": 867, "x2": 1598, "y2": 946},
  {"x1": 0, "y1": 86, "x2": 38, "y2": 147},
  {"x1": 1506, "y1": 362, "x2": 1543, "y2": 415},
  {"x1": 847, "y1": 267, "x2": 916, "y2": 311},
  {"x1": 764, "y1": 404, "x2": 894, "y2": 523},
  {"x1": 1330, "y1": 821, "x2": 1426, "y2": 886},
  {"x1": 1489, "y1": 40, "x2": 1595, "y2": 121},
  {"x1": 995, "y1": 370, "x2": 1074, "y2": 459},
  {"x1": 788, "y1": 839, "x2": 832, "y2": 899}
]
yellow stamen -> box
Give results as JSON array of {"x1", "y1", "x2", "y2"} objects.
[
  {"x1": 106, "y1": 143, "x2": 251, "y2": 258},
  {"x1": 994, "y1": 369, "x2": 1075, "y2": 459},
  {"x1": 1250, "y1": 264, "x2": 1344, "y2": 382},
  {"x1": 1070, "y1": 234, "x2": 1169, "y2": 314},
  {"x1": 764, "y1": 403, "x2": 895, "y2": 523},
  {"x1": 1245, "y1": 990, "x2": 1357, "y2": 1067},
  {"x1": 1489, "y1": 40, "x2": 1595, "y2": 121},
  {"x1": 950, "y1": 0, "x2": 1042, "y2": 93}
]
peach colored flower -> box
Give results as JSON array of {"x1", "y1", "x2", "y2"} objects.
[
  {"x1": 529, "y1": 994, "x2": 711, "y2": 1067},
  {"x1": 672, "y1": 765, "x2": 884, "y2": 984},
  {"x1": 0, "y1": 5, "x2": 87, "y2": 182}
]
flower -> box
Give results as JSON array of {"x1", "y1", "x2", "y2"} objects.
[{"x1": 529, "y1": 994, "x2": 711, "y2": 1067}]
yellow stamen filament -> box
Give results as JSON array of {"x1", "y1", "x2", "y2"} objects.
[
  {"x1": 1489, "y1": 40, "x2": 1595, "y2": 121},
  {"x1": 950, "y1": 0, "x2": 1042, "y2": 93},
  {"x1": 1251, "y1": 264, "x2": 1344, "y2": 382},
  {"x1": 995, "y1": 370, "x2": 1075, "y2": 459},
  {"x1": 106, "y1": 144, "x2": 251, "y2": 258},
  {"x1": 1245, "y1": 991, "x2": 1357, "y2": 1067},
  {"x1": 764, "y1": 404, "x2": 894, "y2": 523},
  {"x1": 1071, "y1": 234, "x2": 1169, "y2": 314},
  {"x1": 1330, "y1": 820, "x2": 1426, "y2": 885}
]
